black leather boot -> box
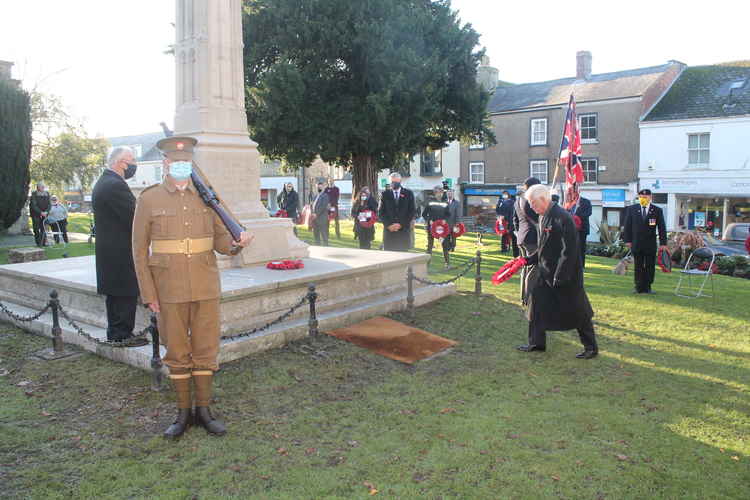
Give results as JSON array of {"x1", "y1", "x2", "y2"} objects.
[
  {"x1": 194, "y1": 406, "x2": 227, "y2": 436},
  {"x1": 163, "y1": 408, "x2": 192, "y2": 440}
]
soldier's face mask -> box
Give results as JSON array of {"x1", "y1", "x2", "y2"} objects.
[
  {"x1": 639, "y1": 196, "x2": 650, "y2": 207},
  {"x1": 170, "y1": 161, "x2": 193, "y2": 181}
]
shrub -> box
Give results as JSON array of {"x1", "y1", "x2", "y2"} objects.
[{"x1": 0, "y1": 81, "x2": 32, "y2": 230}]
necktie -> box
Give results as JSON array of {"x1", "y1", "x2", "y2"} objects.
[
  {"x1": 642, "y1": 207, "x2": 647, "y2": 219},
  {"x1": 394, "y1": 190, "x2": 399, "y2": 206}
]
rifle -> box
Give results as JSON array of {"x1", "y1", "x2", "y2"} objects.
[{"x1": 190, "y1": 163, "x2": 245, "y2": 253}]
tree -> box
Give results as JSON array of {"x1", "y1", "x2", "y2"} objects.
[
  {"x1": 0, "y1": 80, "x2": 32, "y2": 231},
  {"x1": 242, "y1": 0, "x2": 495, "y2": 195},
  {"x1": 30, "y1": 132, "x2": 109, "y2": 197}
]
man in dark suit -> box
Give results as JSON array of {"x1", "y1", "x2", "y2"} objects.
[
  {"x1": 311, "y1": 181, "x2": 330, "y2": 246},
  {"x1": 513, "y1": 177, "x2": 541, "y2": 304},
  {"x1": 91, "y1": 146, "x2": 146, "y2": 346},
  {"x1": 567, "y1": 195, "x2": 592, "y2": 267},
  {"x1": 378, "y1": 172, "x2": 415, "y2": 252},
  {"x1": 517, "y1": 184, "x2": 598, "y2": 359},
  {"x1": 623, "y1": 188, "x2": 668, "y2": 294},
  {"x1": 324, "y1": 178, "x2": 341, "y2": 239}
]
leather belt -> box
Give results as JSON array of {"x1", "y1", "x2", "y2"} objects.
[{"x1": 151, "y1": 237, "x2": 214, "y2": 255}]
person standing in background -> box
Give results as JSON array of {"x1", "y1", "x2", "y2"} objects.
[
  {"x1": 566, "y1": 195, "x2": 592, "y2": 267},
  {"x1": 623, "y1": 189, "x2": 668, "y2": 294},
  {"x1": 496, "y1": 190, "x2": 518, "y2": 256},
  {"x1": 91, "y1": 146, "x2": 146, "y2": 346},
  {"x1": 312, "y1": 181, "x2": 330, "y2": 246},
  {"x1": 443, "y1": 188, "x2": 462, "y2": 268},
  {"x1": 324, "y1": 178, "x2": 341, "y2": 239},
  {"x1": 351, "y1": 186, "x2": 378, "y2": 249},
  {"x1": 378, "y1": 172, "x2": 415, "y2": 252},
  {"x1": 29, "y1": 182, "x2": 51, "y2": 247}
]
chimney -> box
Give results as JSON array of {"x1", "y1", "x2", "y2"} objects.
[
  {"x1": 576, "y1": 51, "x2": 592, "y2": 80},
  {"x1": 476, "y1": 54, "x2": 499, "y2": 93}
]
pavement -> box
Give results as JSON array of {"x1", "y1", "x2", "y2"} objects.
[{"x1": 0, "y1": 232, "x2": 90, "y2": 249}]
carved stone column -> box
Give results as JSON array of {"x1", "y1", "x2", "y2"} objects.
[{"x1": 173, "y1": 0, "x2": 308, "y2": 267}]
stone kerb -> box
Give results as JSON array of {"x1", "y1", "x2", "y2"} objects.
[{"x1": 8, "y1": 247, "x2": 45, "y2": 264}]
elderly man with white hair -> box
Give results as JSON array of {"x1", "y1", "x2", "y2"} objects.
[
  {"x1": 517, "y1": 184, "x2": 598, "y2": 359},
  {"x1": 91, "y1": 146, "x2": 146, "y2": 346},
  {"x1": 378, "y1": 172, "x2": 416, "y2": 252}
]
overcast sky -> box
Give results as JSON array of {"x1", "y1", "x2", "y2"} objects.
[{"x1": 1, "y1": 0, "x2": 747, "y2": 138}]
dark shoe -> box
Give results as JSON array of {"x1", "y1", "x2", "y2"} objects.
[
  {"x1": 163, "y1": 408, "x2": 191, "y2": 439},
  {"x1": 194, "y1": 406, "x2": 226, "y2": 436},
  {"x1": 111, "y1": 334, "x2": 148, "y2": 347},
  {"x1": 517, "y1": 344, "x2": 546, "y2": 352},
  {"x1": 575, "y1": 350, "x2": 598, "y2": 359}
]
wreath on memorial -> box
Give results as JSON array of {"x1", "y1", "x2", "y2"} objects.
[
  {"x1": 356, "y1": 210, "x2": 377, "y2": 229},
  {"x1": 266, "y1": 259, "x2": 305, "y2": 270},
  {"x1": 494, "y1": 219, "x2": 507, "y2": 235},
  {"x1": 491, "y1": 257, "x2": 527, "y2": 285},
  {"x1": 273, "y1": 209, "x2": 288, "y2": 218},
  {"x1": 657, "y1": 247, "x2": 672, "y2": 273},
  {"x1": 452, "y1": 222, "x2": 466, "y2": 238},
  {"x1": 430, "y1": 219, "x2": 450, "y2": 239}
]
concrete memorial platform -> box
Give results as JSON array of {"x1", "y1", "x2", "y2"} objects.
[{"x1": 0, "y1": 247, "x2": 454, "y2": 371}]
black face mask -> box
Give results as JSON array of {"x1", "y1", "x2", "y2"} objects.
[
  {"x1": 391, "y1": 182, "x2": 401, "y2": 190},
  {"x1": 124, "y1": 163, "x2": 138, "y2": 179},
  {"x1": 317, "y1": 188, "x2": 323, "y2": 193}
]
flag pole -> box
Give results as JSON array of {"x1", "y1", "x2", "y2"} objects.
[{"x1": 552, "y1": 94, "x2": 574, "y2": 201}]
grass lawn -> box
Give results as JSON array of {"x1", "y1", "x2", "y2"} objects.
[{"x1": 1, "y1": 221, "x2": 748, "y2": 499}]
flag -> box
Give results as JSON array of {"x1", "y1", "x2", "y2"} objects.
[{"x1": 559, "y1": 94, "x2": 584, "y2": 187}]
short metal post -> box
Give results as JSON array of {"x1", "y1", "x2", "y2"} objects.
[
  {"x1": 50, "y1": 290, "x2": 64, "y2": 353},
  {"x1": 474, "y1": 250, "x2": 483, "y2": 296},
  {"x1": 406, "y1": 266, "x2": 415, "y2": 319},
  {"x1": 307, "y1": 284, "x2": 319, "y2": 337},
  {"x1": 149, "y1": 314, "x2": 163, "y2": 391}
]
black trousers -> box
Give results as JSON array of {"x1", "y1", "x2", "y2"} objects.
[
  {"x1": 32, "y1": 214, "x2": 46, "y2": 246},
  {"x1": 633, "y1": 251, "x2": 656, "y2": 292},
  {"x1": 105, "y1": 295, "x2": 137, "y2": 341},
  {"x1": 313, "y1": 220, "x2": 329, "y2": 246},
  {"x1": 578, "y1": 231, "x2": 587, "y2": 268},
  {"x1": 426, "y1": 225, "x2": 453, "y2": 264},
  {"x1": 528, "y1": 317, "x2": 598, "y2": 351}
]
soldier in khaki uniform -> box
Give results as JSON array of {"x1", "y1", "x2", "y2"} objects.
[{"x1": 132, "y1": 136, "x2": 252, "y2": 439}]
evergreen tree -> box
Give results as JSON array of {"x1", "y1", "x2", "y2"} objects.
[
  {"x1": 0, "y1": 81, "x2": 32, "y2": 231},
  {"x1": 243, "y1": 0, "x2": 495, "y2": 194}
]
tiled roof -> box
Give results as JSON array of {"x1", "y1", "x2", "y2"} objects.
[
  {"x1": 643, "y1": 64, "x2": 750, "y2": 121},
  {"x1": 108, "y1": 132, "x2": 165, "y2": 161},
  {"x1": 488, "y1": 63, "x2": 676, "y2": 113}
]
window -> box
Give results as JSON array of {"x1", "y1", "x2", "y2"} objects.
[
  {"x1": 420, "y1": 148, "x2": 442, "y2": 176},
  {"x1": 529, "y1": 160, "x2": 548, "y2": 184},
  {"x1": 688, "y1": 133, "x2": 710, "y2": 166},
  {"x1": 469, "y1": 162, "x2": 485, "y2": 184},
  {"x1": 579, "y1": 113, "x2": 597, "y2": 142},
  {"x1": 581, "y1": 158, "x2": 597, "y2": 183},
  {"x1": 469, "y1": 142, "x2": 484, "y2": 150},
  {"x1": 530, "y1": 118, "x2": 548, "y2": 146}
]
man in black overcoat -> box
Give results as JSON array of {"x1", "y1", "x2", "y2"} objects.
[
  {"x1": 513, "y1": 177, "x2": 540, "y2": 304},
  {"x1": 311, "y1": 181, "x2": 330, "y2": 246},
  {"x1": 91, "y1": 146, "x2": 145, "y2": 345},
  {"x1": 622, "y1": 188, "x2": 668, "y2": 294},
  {"x1": 378, "y1": 172, "x2": 415, "y2": 252},
  {"x1": 517, "y1": 184, "x2": 598, "y2": 359}
]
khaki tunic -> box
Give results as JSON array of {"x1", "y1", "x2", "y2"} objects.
[{"x1": 132, "y1": 177, "x2": 234, "y2": 370}]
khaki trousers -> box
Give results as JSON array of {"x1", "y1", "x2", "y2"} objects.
[{"x1": 160, "y1": 299, "x2": 220, "y2": 371}]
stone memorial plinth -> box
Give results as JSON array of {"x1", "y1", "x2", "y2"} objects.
[{"x1": 7, "y1": 247, "x2": 45, "y2": 264}]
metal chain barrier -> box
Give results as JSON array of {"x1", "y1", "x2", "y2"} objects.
[
  {"x1": 57, "y1": 302, "x2": 152, "y2": 347},
  {"x1": 0, "y1": 300, "x2": 51, "y2": 323},
  {"x1": 412, "y1": 257, "x2": 477, "y2": 286},
  {"x1": 220, "y1": 293, "x2": 309, "y2": 342}
]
